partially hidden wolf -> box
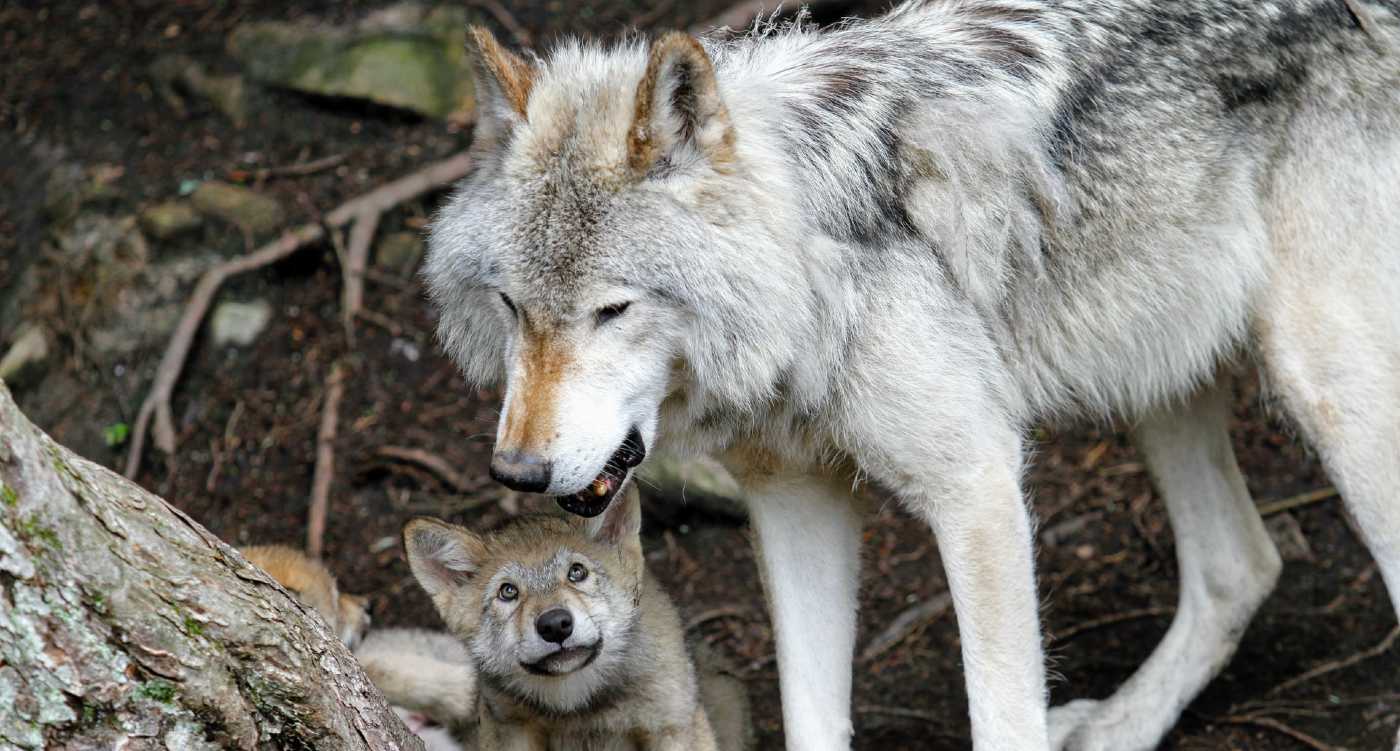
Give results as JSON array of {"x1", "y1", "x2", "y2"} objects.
[
  {"x1": 240, "y1": 545, "x2": 371, "y2": 648},
  {"x1": 403, "y1": 488, "x2": 754, "y2": 750},
  {"x1": 241, "y1": 545, "x2": 473, "y2": 750},
  {"x1": 423, "y1": 1, "x2": 1400, "y2": 748}
]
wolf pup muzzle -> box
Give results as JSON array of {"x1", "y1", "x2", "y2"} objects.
[{"x1": 556, "y1": 427, "x2": 645, "y2": 517}]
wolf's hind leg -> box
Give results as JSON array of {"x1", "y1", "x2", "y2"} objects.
[
  {"x1": 1257, "y1": 262, "x2": 1400, "y2": 624},
  {"x1": 744, "y1": 473, "x2": 863, "y2": 751},
  {"x1": 1049, "y1": 380, "x2": 1282, "y2": 751}
]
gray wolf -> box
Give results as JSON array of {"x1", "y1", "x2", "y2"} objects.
[
  {"x1": 403, "y1": 487, "x2": 753, "y2": 750},
  {"x1": 423, "y1": 2, "x2": 1400, "y2": 749}
]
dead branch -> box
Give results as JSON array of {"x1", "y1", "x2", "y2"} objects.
[
  {"x1": 858, "y1": 592, "x2": 953, "y2": 663},
  {"x1": 692, "y1": 0, "x2": 849, "y2": 33},
  {"x1": 1049, "y1": 606, "x2": 1174, "y2": 644},
  {"x1": 685, "y1": 606, "x2": 749, "y2": 632},
  {"x1": 341, "y1": 209, "x2": 381, "y2": 343},
  {"x1": 1216, "y1": 714, "x2": 1341, "y2": 751},
  {"x1": 232, "y1": 153, "x2": 347, "y2": 184},
  {"x1": 375, "y1": 445, "x2": 479, "y2": 494},
  {"x1": 307, "y1": 361, "x2": 346, "y2": 559},
  {"x1": 1268, "y1": 623, "x2": 1400, "y2": 696},
  {"x1": 1258, "y1": 486, "x2": 1339, "y2": 517},
  {"x1": 124, "y1": 150, "x2": 475, "y2": 479}
]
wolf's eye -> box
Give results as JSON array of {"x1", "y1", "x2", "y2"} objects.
[
  {"x1": 595, "y1": 301, "x2": 631, "y2": 326},
  {"x1": 498, "y1": 582, "x2": 518, "y2": 602},
  {"x1": 568, "y1": 563, "x2": 588, "y2": 583},
  {"x1": 499, "y1": 293, "x2": 517, "y2": 317}
]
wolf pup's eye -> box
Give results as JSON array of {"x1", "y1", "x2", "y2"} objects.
[
  {"x1": 595, "y1": 301, "x2": 630, "y2": 326},
  {"x1": 498, "y1": 582, "x2": 519, "y2": 602},
  {"x1": 499, "y1": 293, "x2": 517, "y2": 317},
  {"x1": 568, "y1": 563, "x2": 588, "y2": 583}
]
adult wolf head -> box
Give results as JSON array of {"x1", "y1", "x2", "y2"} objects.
[{"x1": 426, "y1": 27, "x2": 811, "y2": 516}]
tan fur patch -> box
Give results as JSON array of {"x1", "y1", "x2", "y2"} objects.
[
  {"x1": 469, "y1": 26, "x2": 535, "y2": 120},
  {"x1": 501, "y1": 323, "x2": 572, "y2": 453}
]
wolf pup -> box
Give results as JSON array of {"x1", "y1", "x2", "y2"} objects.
[
  {"x1": 240, "y1": 545, "x2": 370, "y2": 648},
  {"x1": 403, "y1": 487, "x2": 751, "y2": 750},
  {"x1": 425, "y1": 3, "x2": 1400, "y2": 749}
]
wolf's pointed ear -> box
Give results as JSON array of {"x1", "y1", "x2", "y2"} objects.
[
  {"x1": 467, "y1": 25, "x2": 536, "y2": 137},
  {"x1": 403, "y1": 518, "x2": 486, "y2": 598},
  {"x1": 628, "y1": 32, "x2": 736, "y2": 174},
  {"x1": 581, "y1": 485, "x2": 643, "y2": 548}
]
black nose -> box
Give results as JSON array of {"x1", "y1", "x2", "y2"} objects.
[
  {"x1": 535, "y1": 608, "x2": 573, "y2": 644},
  {"x1": 490, "y1": 451, "x2": 552, "y2": 493}
]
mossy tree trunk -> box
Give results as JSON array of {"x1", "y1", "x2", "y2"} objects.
[{"x1": 0, "y1": 382, "x2": 422, "y2": 750}]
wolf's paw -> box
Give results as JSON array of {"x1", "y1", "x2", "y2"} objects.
[{"x1": 1048, "y1": 699, "x2": 1158, "y2": 751}]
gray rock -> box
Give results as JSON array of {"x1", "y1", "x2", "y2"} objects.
[
  {"x1": 375, "y1": 231, "x2": 423, "y2": 274},
  {"x1": 140, "y1": 201, "x2": 203, "y2": 240},
  {"x1": 0, "y1": 324, "x2": 52, "y2": 389},
  {"x1": 1264, "y1": 512, "x2": 1314, "y2": 563},
  {"x1": 210, "y1": 300, "x2": 273, "y2": 348},
  {"x1": 191, "y1": 181, "x2": 285, "y2": 235},
  {"x1": 85, "y1": 252, "x2": 221, "y2": 356},
  {"x1": 639, "y1": 455, "x2": 747, "y2": 522},
  {"x1": 52, "y1": 213, "x2": 148, "y2": 268},
  {"x1": 43, "y1": 163, "x2": 123, "y2": 228},
  {"x1": 227, "y1": 4, "x2": 475, "y2": 120}
]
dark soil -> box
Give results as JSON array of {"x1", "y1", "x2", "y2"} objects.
[{"x1": 4, "y1": 1, "x2": 1396, "y2": 749}]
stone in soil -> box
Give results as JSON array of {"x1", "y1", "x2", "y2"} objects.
[
  {"x1": 192, "y1": 181, "x2": 285, "y2": 236},
  {"x1": 638, "y1": 455, "x2": 747, "y2": 522},
  {"x1": 211, "y1": 300, "x2": 274, "y2": 348},
  {"x1": 150, "y1": 54, "x2": 251, "y2": 127},
  {"x1": 227, "y1": 3, "x2": 476, "y2": 121},
  {"x1": 0, "y1": 324, "x2": 52, "y2": 389},
  {"x1": 139, "y1": 201, "x2": 203, "y2": 241}
]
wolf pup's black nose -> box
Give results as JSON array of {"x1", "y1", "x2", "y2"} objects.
[
  {"x1": 490, "y1": 451, "x2": 552, "y2": 493},
  {"x1": 536, "y1": 608, "x2": 574, "y2": 644}
]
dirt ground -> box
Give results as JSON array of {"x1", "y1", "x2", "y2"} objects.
[{"x1": 4, "y1": 1, "x2": 1397, "y2": 749}]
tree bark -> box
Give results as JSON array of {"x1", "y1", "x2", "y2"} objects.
[{"x1": 0, "y1": 383, "x2": 423, "y2": 750}]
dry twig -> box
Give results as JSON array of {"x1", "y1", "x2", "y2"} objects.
[
  {"x1": 685, "y1": 606, "x2": 748, "y2": 632},
  {"x1": 1258, "y1": 486, "x2": 1339, "y2": 517},
  {"x1": 375, "y1": 445, "x2": 479, "y2": 494},
  {"x1": 858, "y1": 592, "x2": 953, "y2": 663},
  {"x1": 1216, "y1": 714, "x2": 1341, "y2": 751},
  {"x1": 1268, "y1": 623, "x2": 1400, "y2": 696},
  {"x1": 124, "y1": 150, "x2": 475, "y2": 479},
  {"x1": 340, "y1": 209, "x2": 381, "y2": 343},
  {"x1": 307, "y1": 361, "x2": 346, "y2": 559},
  {"x1": 1050, "y1": 606, "x2": 1175, "y2": 644}
]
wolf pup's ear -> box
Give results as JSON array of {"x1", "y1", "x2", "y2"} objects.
[
  {"x1": 403, "y1": 518, "x2": 486, "y2": 598},
  {"x1": 628, "y1": 32, "x2": 736, "y2": 175},
  {"x1": 466, "y1": 26, "x2": 536, "y2": 142},
  {"x1": 582, "y1": 485, "x2": 644, "y2": 549}
]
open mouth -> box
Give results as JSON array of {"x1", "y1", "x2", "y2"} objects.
[
  {"x1": 555, "y1": 427, "x2": 646, "y2": 518},
  {"x1": 521, "y1": 643, "x2": 601, "y2": 676}
]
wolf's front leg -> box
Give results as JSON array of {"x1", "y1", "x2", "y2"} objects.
[
  {"x1": 744, "y1": 473, "x2": 863, "y2": 751},
  {"x1": 916, "y1": 461, "x2": 1048, "y2": 749}
]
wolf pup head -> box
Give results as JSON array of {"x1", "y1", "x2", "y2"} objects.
[
  {"x1": 403, "y1": 488, "x2": 646, "y2": 712},
  {"x1": 426, "y1": 27, "x2": 806, "y2": 518}
]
